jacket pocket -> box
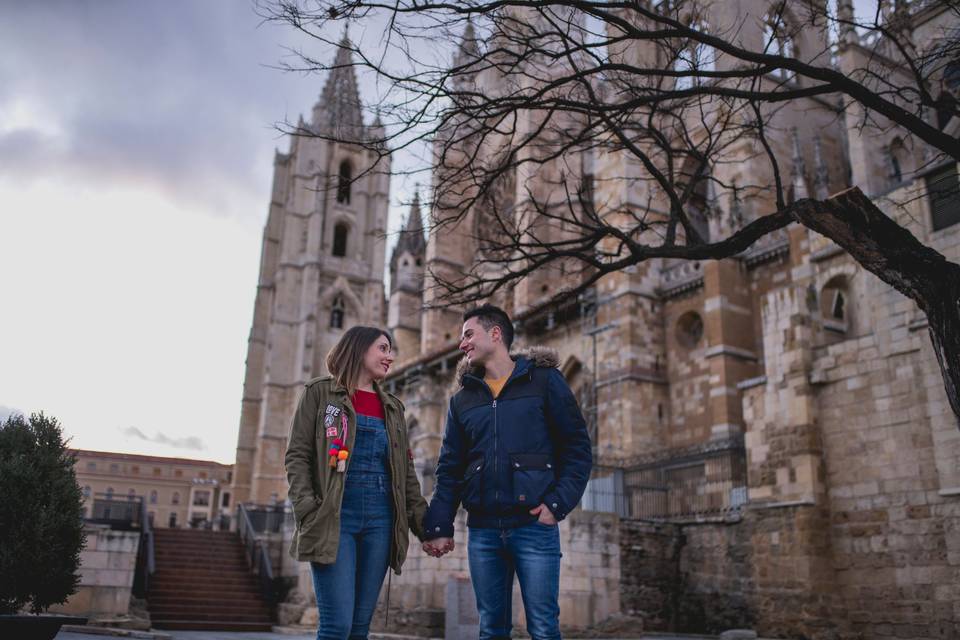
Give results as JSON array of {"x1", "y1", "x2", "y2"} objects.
[
  {"x1": 460, "y1": 456, "x2": 484, "y2": 510},
  {"x1": 510, "y1": 453, "x2": 554, "y2": 507}
]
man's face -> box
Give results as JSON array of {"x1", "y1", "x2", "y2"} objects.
[{"x1": 459, "y1": 317, "x2": 500, "y2": 365}]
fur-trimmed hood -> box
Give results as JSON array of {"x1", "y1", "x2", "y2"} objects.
[{"x1": 455, "y1": 346, "x2": 560, "y2": 387}]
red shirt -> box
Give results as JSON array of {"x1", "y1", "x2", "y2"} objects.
[{"x1": 351, "y1": 389, "x2": 385, "y2": 419}]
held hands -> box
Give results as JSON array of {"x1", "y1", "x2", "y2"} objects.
[
  {"x1": 422, "y1": 537, "x2": 454, "y2": 558},
  {"x1": 530, "y1": 503, "x2": 557, "y2": 526}
]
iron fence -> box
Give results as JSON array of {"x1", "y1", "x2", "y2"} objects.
[
  {"x1": 582, "y1": 445, "x2": 747, "y2": 521},
  {"x1": 86, "y1": 493, "x2": 144, "y2": 530}
]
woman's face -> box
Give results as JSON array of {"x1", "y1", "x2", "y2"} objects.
[{"x1": 362, "y1": 334, "x2": 394, "y2": 382}]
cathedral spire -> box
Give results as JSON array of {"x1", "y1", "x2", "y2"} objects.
[
  {"x1": 312, "y1": 31, "x2": 365, "y2": 139},
  {"x1": 390, "y1": 187, "x2": 427, "y2": 282},
  {"x1": 454, "y1": 18, "x2": 479, "y2": 69}
]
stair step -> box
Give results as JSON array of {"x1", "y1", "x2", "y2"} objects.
[
  {"x1": 148, "y1": 596, "x2": 267, "y2": 608},
  {"x1": 151, "y1": 620, "x2": 274, "y2": 631},
  {"x1": 151, "y1": 610, "x2": 272, "y2": 622},
  {"x1": 147, "y1": 529, "x2": 274, "y2": 630},
  {"x1": 150, "y1": 604, "x2": 271, "y2": 617},
  {"x1": 149, "y1": 583, "x2": 260, "y2": 595}
]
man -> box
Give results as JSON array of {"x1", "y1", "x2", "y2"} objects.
[{"x1": 422, "y1": 304, "x2": 593, "y2": 640}]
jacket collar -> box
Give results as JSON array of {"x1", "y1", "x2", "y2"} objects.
[{"x1": 458, "y1": 346, "x2": 559, "y2": 389}]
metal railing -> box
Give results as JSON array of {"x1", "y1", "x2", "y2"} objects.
[
  {"x1": 582, "y1": 445, "x2": 747, "y2": 522},
  {"x1": 132, "y1": 496, "x2": 155, "y2": 597},
  {"x1": 86, "y1": 493, "x2": 144, "y2": 530},
  {"x1": 237, "y1": 503, "x2": 278, "y2": 618},
  {"x1": 241, "y1": 504, "x2": 289, "y2": 534}
]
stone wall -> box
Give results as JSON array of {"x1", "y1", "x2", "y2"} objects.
[{"x1": 49, "y1": 525, "x2": 140, "y2": 618}]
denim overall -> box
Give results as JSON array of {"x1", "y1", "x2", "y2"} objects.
[{"x1": 311, "y1": 413, "x2": 394, "y2": 640}]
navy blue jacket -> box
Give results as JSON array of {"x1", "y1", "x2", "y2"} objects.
[{"x1": 423, "y1": 348, "x2": 593, "y2": 538}]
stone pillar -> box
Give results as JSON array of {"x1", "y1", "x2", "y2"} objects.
[{"x1": 702, "y1": 259, "x2": 758, "y2": 440}]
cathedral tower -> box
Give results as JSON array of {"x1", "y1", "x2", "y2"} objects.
[{"x1": 232, "y1": 36, "x2": 390, "y2": 505}]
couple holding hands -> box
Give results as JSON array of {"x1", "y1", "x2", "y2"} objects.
[{"x1": 285, "y1": 304, "x2": 593, "y2": 640}]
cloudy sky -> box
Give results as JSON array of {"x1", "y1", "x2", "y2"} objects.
[{"x1": 0, "y1": 1, "x2": 428, "y2": 463}]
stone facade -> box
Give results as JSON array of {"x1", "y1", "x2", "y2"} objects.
[{"x1": 235, "y1": 4, "x2": 960, "y2": 637}]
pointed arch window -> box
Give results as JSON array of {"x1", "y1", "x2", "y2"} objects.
[
  {"x1": 888, "y1": 137, "x2": 908, "y2": 185},
  {"x1": 333, "y1": 222, "x2": 349, "y2": 257},
  {"x1": 330, "y1": 295, "x2": 345, "y2": 329},
  {"x1": 761, "y1": 15, "x2": 796, "y2": 82},
  {"x1": 673, "y1": 18, "x2": 715, "y2": 90},
  {"x1": 337, "y1": 160, "x2": 352, "y2": 204}
]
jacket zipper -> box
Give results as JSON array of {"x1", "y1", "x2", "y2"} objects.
[{"x1": 493, "y1": 398, "x2": 498, "y2": 507}]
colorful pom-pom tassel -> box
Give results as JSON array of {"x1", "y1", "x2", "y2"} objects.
[
  {"x1": 337, "y1": 450, "x2": 349, "y2": 460},
  {"x1": 328, "y1": 456, "x2": 337, "y2": 468},
  {"x1": 336, "y1": 458, "x2": 346, "y2": 472}
]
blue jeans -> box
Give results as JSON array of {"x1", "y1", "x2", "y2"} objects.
[
  {"x1": 311, "y1": 414, "x2": 393, "y2": 640},
  {"x1": 468, "y1": 521, "x2": 562, "y2": 640}
]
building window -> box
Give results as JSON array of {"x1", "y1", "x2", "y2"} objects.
[
  {"x1": 676, "y1": 311, "x2": 705, "y2": 349},
  {"x1": 131, "y1": 465, "x2": 139, "y2": 475},
  {"x1": 105, "y1": 487, "x2": 114, "y2": 499},
  {"x1": 153, "y1": 467, "x2": 162, "y2": 476},
  {"x1": 227, "y1": 471, "x2": 233, "y2": 483},
  {"x1": 927, "y1": 164, "x2": 960, "y2": 231},
  {"x1": 337, "y1": 160, "x2": 352, "y2": 204},
  {"x1": 332, "y1": 223, "x2": 349, "y2": 257},
  {"x1": 169, "y1": 512, "x2": 177, "y2": 528},
  {"x1": 83, "y1": 486, "x2": 91, "y2": 498},
  {"x1": 673, "y1": 19, "x2": 714, "y2": 91},
  {"x1": 110, "y1": 463, "x2": 120, "y2": 473},
  {"x1": 148, "y1": 511, "x2": 155, "y2": 527},
  {"x1": 761, "y1": 16, "x2": 796, "y2": 82},
  {"x1": 193, "y1": 490, "x2": 211, "y2": 507},
  {"x1": 821, "y1": 276, "x2": 851, "y2": 335},
  {"x1": 174, "y1": 469, "x2": 183, "y2": 478},
  {"x1": 149, "y1": 490, "x2": 158, "y2": 505},
  {"x1": 330, "y1": 294, "x2": 345, "y2": 329},
  {"x1": 172, "y1": 492, "x2": 180, "y2": 505},
  {"x1": 127, "y1": 488, "x2": 136, "y2": 501},
  {"x1": 87, "y1": 462, "x2": 96, "y2": 471},
  {"x1": 222, "y1": 492, "x2": 231, "y2": 508},
  {"x1": 198, "y1": 471, "x2": 207, "y2": 479},
  {"x1": 888, "y1": 137, "x2": 909, "y2": 186}
]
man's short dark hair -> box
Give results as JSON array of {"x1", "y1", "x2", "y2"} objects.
[{"x1": 463, "y1": 304, "x2": 514, "y2": 350}]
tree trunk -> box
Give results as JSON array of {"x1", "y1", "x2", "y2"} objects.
[{"x1": 793, "y1": 187, "x2": 960, "y2": 428}]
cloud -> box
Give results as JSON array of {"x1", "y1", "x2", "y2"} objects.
[
  {"x1": 121, "y1": 426, "x2": 206, "y2": 451},
  {"x1": 0, "y1": 0, "x2": 322, "y2": 220}
]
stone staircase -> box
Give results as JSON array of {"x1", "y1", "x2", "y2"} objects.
[{"x1": 147, "y1": 528, "x2": 273, "y2": 631}]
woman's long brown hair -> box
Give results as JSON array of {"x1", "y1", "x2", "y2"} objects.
[{"x1": 325, "y1": 326, "x2": 393, "y2": 395}]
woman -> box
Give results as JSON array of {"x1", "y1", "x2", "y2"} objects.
[{"x1": 285, "y1": 326, "x2": 427, "y2": 639}]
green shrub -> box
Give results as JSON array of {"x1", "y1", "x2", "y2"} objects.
[{"x1": 0, "y1": 413, "x2": 85, "y2": 614}]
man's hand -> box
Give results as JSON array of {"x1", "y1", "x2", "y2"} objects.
[
  {"x1": 530, "y1": 503, "x2": 557, "y2": 526},
  {"x1": 422, "y1": 537, "x2": 455, "y2": 557}
]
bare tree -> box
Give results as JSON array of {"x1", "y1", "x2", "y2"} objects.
[{"x1": 259, "y1": 0, "x2": 960, "y2": 424}]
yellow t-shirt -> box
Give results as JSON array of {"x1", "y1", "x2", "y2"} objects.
[{"x1": 485, "y1": 366, "x2": 514, "y2": 398}]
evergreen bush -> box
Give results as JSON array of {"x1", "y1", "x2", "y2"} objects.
[{"x1": 0, "y1": 413, "x2": 85, "y2": 614}]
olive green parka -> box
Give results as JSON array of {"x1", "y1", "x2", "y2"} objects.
[{"x1": 284, "y1": 376, "x2": 427, "y2": 573}]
